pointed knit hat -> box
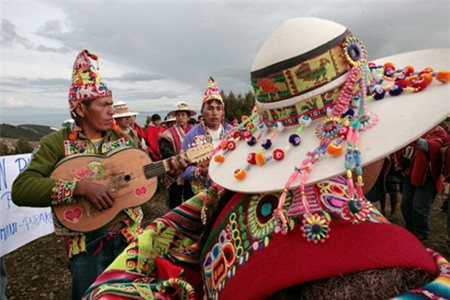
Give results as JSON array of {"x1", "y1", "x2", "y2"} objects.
[
  {"x1": 68, "y1": 49, "x2": 112, "y2": 118},
  {"x1": 202, "y1": 76, "x2": 224, "y2": 105}
]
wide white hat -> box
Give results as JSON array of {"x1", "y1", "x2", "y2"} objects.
[
  {"x1": 113, "y1": 101, "x2": 139, "y2": 118},
  {"x1": 209, "y1": 17, "x2": 449, "y2": 194},
  {"x1": 168, "y1": 101, "x2": 197, "y2": 117},
  {"x1": 161, "y1": 115, "x2": 177, "y2": 124}
]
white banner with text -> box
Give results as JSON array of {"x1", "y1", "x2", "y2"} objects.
[{"x1": 0, "y1": 153, "x2": 54, "y2": 257}]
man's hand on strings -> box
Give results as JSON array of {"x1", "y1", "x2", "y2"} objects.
[{"x1": 74, "y1": 181, "x2": 115, "y2": 211}]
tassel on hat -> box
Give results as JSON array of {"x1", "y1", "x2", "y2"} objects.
[
  {"x1": 202, "y1": 76, "x2": 224, "y2": 105},
  {"x1": 68, "y1": 49, "x2": 112, "y2": 118}
]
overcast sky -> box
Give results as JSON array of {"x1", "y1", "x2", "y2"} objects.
[{"x1": 1, "y1": 0, "x2": 449, "y2": 127}]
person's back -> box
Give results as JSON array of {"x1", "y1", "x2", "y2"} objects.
[{"x1": 145, "y1": 114, "x2": 165, "y2": 161}]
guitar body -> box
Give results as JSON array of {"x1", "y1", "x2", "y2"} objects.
[{"x1": 51, "y1": 147, "x2": 157, "y2": 232}]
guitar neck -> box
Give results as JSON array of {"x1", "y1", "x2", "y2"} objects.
[{"x1": 143, "y1": 153, "x2": 185, "y2": 179}]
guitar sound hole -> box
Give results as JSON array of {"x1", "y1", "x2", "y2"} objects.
[{"x1": 124, "y1": 175, "x2": 131, "y2": 182}]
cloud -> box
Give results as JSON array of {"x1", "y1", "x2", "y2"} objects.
[
  {"x1": 2, "y1": 1, "x2": 449, "y2": 126},
  {"x1": 2, "y1": 96, "x2": 27, "y2": 108},
  {"x1": 35, "y1": 19, "x2": 71, "y2": 38},
  {"x1": 2, "y1": 18, "x2": 74, "y2": 54},
  {"x1": 35, "y1": 44, "x2": 72, "y2": 53},
  {"x1": 114, "y1": 72, "x2": 166, "y2": 82},
  {"x1": 1, "y1": 18, "x2": 33, "y2": 49}
]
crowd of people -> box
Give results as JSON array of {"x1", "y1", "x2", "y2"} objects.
[
  {"x1": 366, "y1": 122, "x2": 450, "y2": 244},
  {"x1": 4, "y1": 16, "x2": 450, "y2": 300}
]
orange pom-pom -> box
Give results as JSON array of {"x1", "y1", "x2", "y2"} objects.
[
  {"x1": 327, "y1": 143, "x2": 343, "y2": 156},
  {"x1": 234, "y1": 168, "x2": 246, "y2": 180},
  {"x1": 214, "y1": 154, "x2": 225, "y2": 163},
  {"x1": 220, "y1": 141, "x2": 228, "y2": 151},
  {"x1": 69, "y1": 133, "x2": 77, "y2": 141},
  {"x1": 241, "y1": 115, "x2": 249, "y2": 121},
  {"x1": 383, "y1": 62, "x2": 395, "y2": 70},
  {"x1": 255, "y1": 152, "x2": 266, "y2": 165},
  {"x1": 113, "y1": 125, "x2": 121, "y2": 131},
  {"x1": 436, "y1": 71, "x2": 450, "y2": 83}
]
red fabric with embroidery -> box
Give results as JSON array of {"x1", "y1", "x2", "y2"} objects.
[{"x1": 210, "y1": 193, "x2": 438, "y2": 300}]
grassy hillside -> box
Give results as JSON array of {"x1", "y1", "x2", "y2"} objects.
[{"x1": 0, "y1": 123, "x2": 55, "y2": 141}]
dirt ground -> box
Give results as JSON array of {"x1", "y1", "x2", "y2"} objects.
[{"x1": 4, "y1": 191, "x2": 449, "y2": 300}]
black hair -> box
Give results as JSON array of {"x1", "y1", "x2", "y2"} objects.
[
  {"x1": 81, "y1": 99, "x2": 93, "y2": 108},
  {"x1": 176, "y1": 111, "x2": 190, "y2": 118},
  {"x1": 151, "y1": 114, "x2": 161, "y2": 122}
]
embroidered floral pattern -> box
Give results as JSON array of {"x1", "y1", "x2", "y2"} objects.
[
  {"x1": 301, "y1": 211, "x2": 331, "y2": 243},
  {"x1": 202, "y1": 192, "x2": 295, "y2": 297},
  {"x1": 247, "y1": 194, "x2": 279, "y2": 240},
  {"x1": 51, "y1": 180, "x2": 77, "y2": 205}
]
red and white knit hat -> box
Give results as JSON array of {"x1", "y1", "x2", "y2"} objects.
[{"x1": 68, "y1": 49, "x2": 112, "y2": 118}]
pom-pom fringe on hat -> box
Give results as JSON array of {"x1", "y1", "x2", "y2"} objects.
[
  {"x1": 203, "y1": 18, "x2": 450, "y2": 299},
  {"x1": 208, "y1": 18, "x2": 450, "y2": 194},
  {"x1": 68, "y1": 49, "x2": 112, "y2": 119}
]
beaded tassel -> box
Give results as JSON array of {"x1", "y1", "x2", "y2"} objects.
[{"x1": 274, "y1": 138, "x2": 331, "y2": 238}]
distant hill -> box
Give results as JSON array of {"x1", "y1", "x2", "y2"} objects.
[{"x1": 0, "y1": 124, "x2": 55, "y2": 142}]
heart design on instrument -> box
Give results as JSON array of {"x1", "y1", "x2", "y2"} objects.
[
  {"x1": 64, "y1": 207, "x2": 82, "y2": 223},
  {"x1": 134, "y1": 186, "x2": 148, "y2": 198},
  {"x1": 74, "y1": 167, "x2": 93, "y2": 180}
]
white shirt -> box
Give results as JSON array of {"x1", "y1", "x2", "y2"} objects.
[{"x1": 206, "y1": 124, "x2": 224, "y2": 148}]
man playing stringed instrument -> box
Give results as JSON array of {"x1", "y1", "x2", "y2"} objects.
[{"x1": 11, "y1": 49, "x2": 189, "y2": 300}]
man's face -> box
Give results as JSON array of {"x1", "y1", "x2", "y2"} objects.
[
  {"x1": 202, "y1": 100, "x2": 224, "y2": 130},
  {"x1": 175, "y1": 111, "x2": 189, "y2": 127},
  {"x1": 154, "y1": 119, "x2": 161, "y2": 127},
  {"x1": 78, "y1": 96, "x2": 114, "y2": 132},
  {"x1": 115, "y1": 116, "x2": 133, "y2": 131}
]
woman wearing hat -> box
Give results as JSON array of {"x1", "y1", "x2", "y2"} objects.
[
  {"x1": 161, "y1": 115, "x2": 177, "y2": 129},
  {"x1": 159, "y1": 101, "x2": 197, "y2": 210},
  {"x1": 84, "y1": 18, "x2": 450, "y2": 299},
  {"x1": 113, "y1": 101, "x2": 146, "y2": 149}
]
